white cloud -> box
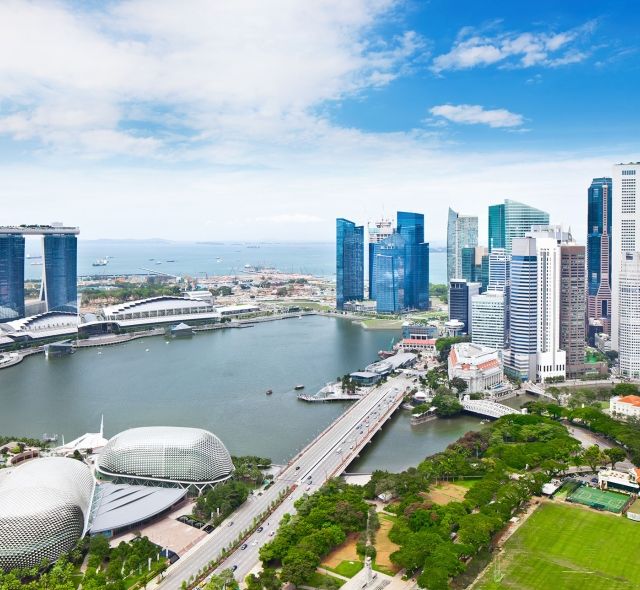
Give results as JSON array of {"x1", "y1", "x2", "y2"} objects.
[
  {"x1": 0, "y1": 0, "x2": 423, "y2": 157},
  {"x1": 431, "y1": 21, "x2": 596, "y2": 73},
  {"x1": 429, "y1": 104, "x2": 524, "y2": 128}
]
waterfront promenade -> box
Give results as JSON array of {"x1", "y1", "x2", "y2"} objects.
[{"x1": 156, "y1": 373, "x2": 412, "y2": 590}]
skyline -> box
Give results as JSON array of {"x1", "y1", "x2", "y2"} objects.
[{"x1": 1, "y1": 0, "x2": 638, "y2": 242}]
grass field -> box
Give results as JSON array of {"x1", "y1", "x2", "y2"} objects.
[
  {"x1": 323, "y1": 560, "x2": 363, "y2": 578},
  {"x1": 476, "y1": 503, "x2": 640, "y2": 590},
  {"x1": 567, "y1": 485, "x2": 628, "y2": 513},
  {"x1": 424, "y1": 482, "x2": 469, "y2": 505}
]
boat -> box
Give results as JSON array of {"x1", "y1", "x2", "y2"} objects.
[
  {"x1": 166, "y1": 259, "x2": 176, "y2": 262},
  {"x1": 378, "y1": 337, "x2": 396, "y2": 359},
  {"x1": 294, "y1": 384, "x2": 305, "y2": 390},
  {"x1": 155, "y1": 261, "x2": 162, "y2": 265},
  {"x1": 266, "y1": 389, "x2": 273, "y2": 395},
  {"x1": 92, "y1": 258, "x2": 108, "y2": 267}
]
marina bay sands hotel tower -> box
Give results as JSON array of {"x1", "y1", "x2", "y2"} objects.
[{"x1": 0, "y1": 223, "x2": 79, "y2": 321}]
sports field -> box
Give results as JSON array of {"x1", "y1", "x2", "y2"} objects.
[
  {"x1": 567, "y1": 485, "x2": 628, "y2": 513},
  {"x1": 476, "y1": 503, "x2": 640, "y2": 590}
]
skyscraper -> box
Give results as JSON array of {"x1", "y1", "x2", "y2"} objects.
[
  {"x1": 41, "y1": 233, "x2": 78, "y2": 313},
  {"x1": 449, "y1": 279, "x2": 480, "y2": 335},
  {"x1": 371, "y1": 211, "x2": 429, "y2": 312},
  {"x1": 505, "y1": 237, "x2": 537, "y2": 381},
  {"x1": 447, "y1": 208, "x2": 478, "y2": 283},
  {"x1": 587, "y1": 178, "x2": 612, "y2": 335},
  {"x1": 612, "y1": 163, "x2": 640, "y2": 350},
  {"x1": 488, "y1": 248, "x2": 510, "y2": 292},
  {"x1": 560, "y1": 244, "x2": 586, "y2": 378},
  {"x1": 336, "y1": 218, "x2": 364, "y2": 310},
  {"x1": 367, "y1": 219, "x2": 394, "y2": 300},
  {"x1": 0, "y1": 234, "x2": 25, "y2": 320},
  {"x1": 489, "y1": 199, "x2": 550, "y2": 254},
  {"x1": 618, "y1": 252, "x2": 640, "y2": 378},
  {"x1": 471, "y1": 290, "x2": 506, "y2": 350},
  {"x1": 373, "y1": 233, "x2": 405, "y2": 313},
  {"x1": 461, "y1": 246, "x2": 487, "y2": 288}
]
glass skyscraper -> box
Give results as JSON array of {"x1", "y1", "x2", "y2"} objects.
[
  {"x1": 336, "y1": 218, "x2": 364, "y2": 310},
  {"x1": 0, "y1": 234, "x2": 25, "y2": 320},
  {"x1": 447, "y1": 208, "x2": 478, "y2": 283},
  {"x1": 42, "y1": 234, "x2": 78, "y2": 313},
  {"x1": 587, "y1": 177, "x2": 612, "y2": 334},
  {"x1": 371, "y1": 211, "x2": 429, "y2": 313},
  {"x1": 489, "y1": 199, "x2": 549, "y2": 254}
]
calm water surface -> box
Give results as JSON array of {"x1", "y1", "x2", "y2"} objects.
[{"x1": 0, "y1": 316, "x2": 495, "y2": 471}]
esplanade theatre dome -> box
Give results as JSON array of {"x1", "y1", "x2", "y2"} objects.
[
  {"x1": 96, "y1": 426, "x2": 234, "y2": 490},
  {"x1": 0, "y1": 457, "x2": 94, "y2": 571}
]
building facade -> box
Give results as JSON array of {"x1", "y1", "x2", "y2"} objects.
[
  {"x1": 618, "y1": 252, "x2": 640, "y2": 378},
  {"x1": 336, "y1": 218, "x2": 364, "y2": 310},
  {"x1": 448, "y1": 342, "x2": 504, "y2": 393},
  {"x1": 461, "y1": 246, "x2": 487, "y2": 289},
  {"x1": 447, "y1": 208, "x2": 478, "y2": 283},
  {"x1": 560, "y1": 244, "x2": 586, "y2": 378},
  {"x1": 372, "y1": 211, "x2": 429, "y2": 313},
  {"x1": 0, "y1": 234, "x2": 25, "y2": 320},
  {"x1": 612, "y1": 163, "x2": 640, "y2": 350},
  {"x1": 488, "y1": 248, "x2": 510, "y2": 292},
  {"x1": 449, "y1": 279, "x2": 480, "y2": 335},
  {"x1": 367, "y1": 219, "x2": 394, "y2": 300},
  {"x1": 471, "y1": 290, "x2": 507, "y2": 350},
  {"x1": 489, "y1": 199, "x2": 550, "y2": 254},
  {"x1": 587, "y1": 178, "x2": 612, "y2": 336},
  {"x1": 610, "y1": 395, "x2": 640, "y2": 419},
  {"x1": 41, "y1": 234, "x2": 78, "y2": 313}
]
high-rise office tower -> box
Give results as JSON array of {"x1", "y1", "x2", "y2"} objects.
[
  {"x1": 488, "y1": 204, "x2": 505, "y2": 251},
  {"x1": 449, "y1": 279, "x2": 480, "y2": 335},
  {"x1": 612, "y1": 163, "x2": 640, "y2": 350},
  {"x1": 373, "y1": 233, "x2": 405, "y2": 313},
  {"x1": 0, "y1": 233, "x2": 25, "y2": 320},
  {"x1": 618, "y1": 252, "x2": 640, "y2": 378},
  {"x1": 41, "y1": 233, "x2": 78, "y2": 313},
  {"x1": 506, "y1": 237, "x2": 538, "y2": 381},
  {"x1": 560, "y1": 244, "x2": 586, "y2": 378},
  {"x1": 447, "y1": 208, "x2": 478, "y2": 283},
  {"x1": 471, "y1": 290, "x2": 506, "y2": 350},
  {"x1": 461, "y1": 246, "x2": 487, "y2": 288},
  {"x1": 367, "y1": 219, "x2": 394, "y2": 300},
  {"x1": 587, "y1": 178, "x2": 612, "y2": 336},
  {"x1": 336, "y1": 218, "x2": 364, "y2": 310},
  {"x1": 488, "y1": 248, "x2": 510, "y2": 292},
  {"x1": 397, "y1": 211, "x2": 430, "y2": 311},
  {"x1": 488, "y1": 199, "x2": 550, "y2": 254}
]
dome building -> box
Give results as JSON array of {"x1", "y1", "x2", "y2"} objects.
[
  {"x1": 96, "y1": 427, "x2": 234, "y2": 493},
  {"x1": 0, "y1": 457, "x2": 94, "y2": 571}
]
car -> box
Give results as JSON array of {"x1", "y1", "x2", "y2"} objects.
[
  {"x1": 241, "y1": 543, "x2": 248, "y2": 550},
  {"x1": 591, "y1": 477, "x2": 598, "y2": 483},
  {"x1": 257, "y1": 526, "x2": 264, "y2": 532},
  {"x1": 228, "y1": 520, "x2": 234, "y2": 527},
  {"x1": 295, "y1": 465, "x2": 300, "y2": 470},
  {"x1": 269, "y1": 531, "x2": 275, "y2": 537},
  {"x1": 306, "y1": 486, "x2": 311, "y2": 491},
  {"x1": 231, "y1": 565, "x2": 238, "y2": 572}
]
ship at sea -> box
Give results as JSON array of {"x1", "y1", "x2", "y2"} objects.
[{"x1": 92, "y1": 258, "x2": 108, "y2": 267}]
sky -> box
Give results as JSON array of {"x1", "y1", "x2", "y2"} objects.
[{"x1": 0, "y1": 0, "x2": 638, "y2": 245}]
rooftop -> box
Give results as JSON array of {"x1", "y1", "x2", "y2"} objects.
[
  {"x1": 617, "y1": 395, "x2": 640, "y2": 407},
  {"x1": 0, "y1": 224, "x2": 79, "y2": 235}
]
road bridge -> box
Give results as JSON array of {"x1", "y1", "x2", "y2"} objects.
[
  {"x1": 157, "y1": 373, "x2": 413, "y2": 590},
  {"x1": 461, "y1": 398, "x2": 521, "y2": 419},
  {"x1": 522, "y1": 381, "x2": 557, "y2": 400}
]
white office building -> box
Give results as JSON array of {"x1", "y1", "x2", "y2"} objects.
[
  {"x1": 447, "y1": 208, "x2": 478, "y2": 283},
  {"x1": 471, "y1": 290, "x2": 506, "y2": 350},
  {"x1": 612, "y1": 162, "x2": 640, "y2": 351},
  {"x1": 618, "y1": 252, "x2": 640, "y2": 378},
  {"x1": 610, "y1": 394, "x2": 640, "y2": 419}
]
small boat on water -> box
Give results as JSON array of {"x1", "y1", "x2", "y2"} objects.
[
  {"x1": 92, "y1": 258, "x2": 108, "y2": 267},
  {"x1": 266, "y1": 389, "x2": 273, "y2": 395},
  {"x1": 294, "y1": 384, "x2": 305, "y2": 390}
]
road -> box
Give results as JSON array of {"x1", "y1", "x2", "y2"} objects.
[{"x1": 156, "y1": 373, "x2": 413, "y2": 590}]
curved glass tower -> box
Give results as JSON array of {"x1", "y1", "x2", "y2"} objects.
[
  {"x1": 0, "y1": 234, "x2": 25, "y2": 320},
  {"x1": 42, "y1": 234, "x2": 78, "y2": 313},
  {"x1": 336, "y1": 218, "x2": 364, "y2": 310}
]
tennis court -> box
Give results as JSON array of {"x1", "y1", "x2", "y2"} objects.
[{"x1": 567, "y1": 485, "x2": 628, "y2": 513}]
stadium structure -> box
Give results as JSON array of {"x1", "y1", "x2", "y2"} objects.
[
  {"x1": 96, "y1": 426, "x2": 234, "y2": 493},
  {"x1": 0, "y1": 457, "x2": 94, "y2": 571}
]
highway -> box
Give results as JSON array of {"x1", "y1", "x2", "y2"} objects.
[{"x1": 157, "y1": 373, "x2": 413, "y2": 590}]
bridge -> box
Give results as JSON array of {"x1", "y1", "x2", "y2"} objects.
[
  {"x1": 157, "y1": 373, "x2": 413, "y2": 590},
  {"x1": 522, "y1": 381, "x2": 557, "y2": 400},
  {"x1": 461, "y1": 397, "x2": 521, "y2": 419}
]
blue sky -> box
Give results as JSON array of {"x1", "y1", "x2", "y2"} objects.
[{"x1": 0, "y1": 0, "x2": 638, "y2": 244}]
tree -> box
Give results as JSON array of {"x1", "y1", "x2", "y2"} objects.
[
  {"x1": 431, "y1": 390, "x2": 463, "y2": 417},
  {"x1": 604, "y1": 447, "x2": 626, "y2": 469},
  {"x1": 449, "y1": 377, "x2": 467, "y2": 394},
  {"x1": 206, "y1": 569, "x2": 238, "y2": 590},
  {"x1": 613, "y1": 383, "x2": 639, "y2": 396},
  {"x1": 583, "y1": 445, "x2": 605, "y2": 472},
  {"x1": 280, "y1": 549, "x2": 320, "y2": 586}
]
